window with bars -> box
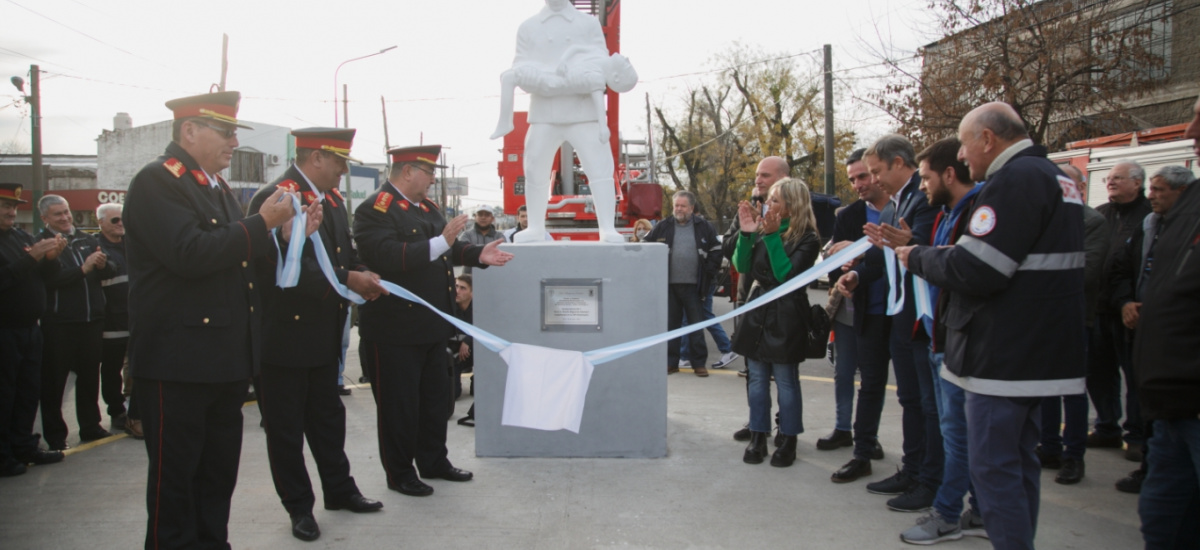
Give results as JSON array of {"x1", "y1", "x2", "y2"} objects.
[
  {"x1": 1096, "y1": 0, "x2": 1172, "y2": 82},
  {"x1": 230, "y1": 149, "x2": 266, "y2": 183}
]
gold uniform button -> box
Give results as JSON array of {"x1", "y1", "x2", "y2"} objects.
[
  {"x1": 294, "y1": 315, "x2": 300, "y2": 320},
  {"x1": 250, "y1": 306, "x2": 254, "y2": 313},
  {"x1": 242, "y1": 261, "x2": 248, "y2": 268},
  {"x1": 248, "y1": 282, "x2": 254, "y2": 290},
  {"x1": 336, "y1": 246, "x2": 342, "y2": 253},
  {"x1": 211, "y1": 218, "x2": 218, "y2": 224},
  {"x1": 411, "y1": 229, "x2": 417, "y2": 234},
  {"x1": 202, "y1": 318, "x2": 210, "y2": 324}
]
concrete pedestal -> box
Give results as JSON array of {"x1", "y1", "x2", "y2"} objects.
[{"x1": 473, "y1": 241, "x2": 667, "y2": 458}]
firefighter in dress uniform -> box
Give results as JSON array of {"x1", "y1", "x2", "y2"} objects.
[
  {"x1": 353, "y1": 145, "x2": 513, "y2": 497},
  {"x1": 247, "y1": 128, "x2": 388, "y2": 542},
  {"x1": 123, "y1": 91, "x2": 297, "y2": 549}
]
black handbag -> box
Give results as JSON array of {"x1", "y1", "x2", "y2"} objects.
[{"x1": 806, "y1": 303, "x2": 832, "y2": 360}]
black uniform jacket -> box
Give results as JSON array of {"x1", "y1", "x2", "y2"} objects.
[
  {"x1": 38, "y1": 228, "x2": 115, "y2": 324},
  {"x1": 353, "y1": 182, "x2": 485, "y2": 345},
  {"x1": 124, "y1": 141, "x2": 273, "y2": 383},
  {"x1": 0, "y1": 226, "x2": 59, "y2": 328},
  {"x1": 249, "y1": 165, "x2": 364, "y2": 368}
]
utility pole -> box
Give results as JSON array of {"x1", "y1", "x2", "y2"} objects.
[
  {"x1": 27, "y1": 65, "x2": 44, "y2": 232},
  {"x1": 645, "y1": 92, "x2": 654, "y2": 185},
  {"x1": 219, "y1": 34, "x2": 229, "y2": 92},
  {"x1": 823, "y1": 44, "x2": 835, "y2": 196},
  {"x1": 342, "y1": 84, "x2": 351, "y2": 216}
]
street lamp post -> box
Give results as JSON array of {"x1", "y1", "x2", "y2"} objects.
[
  {"x1": 333, "y1": 46, "x2": 397, "y2": 127},
  {"x1": 333, "y1": 46, "x2": 396, "y2": 217}
]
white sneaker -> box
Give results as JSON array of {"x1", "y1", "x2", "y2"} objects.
[
  {"x1": 678, "y1": 360, "x2": 692, "y2": 368},
  {"x1": 711, "y1": 352, "x2": 738, "y2": 369}
]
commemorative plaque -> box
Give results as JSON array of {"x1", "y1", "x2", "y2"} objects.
[{"x1": 541, "y1": 278, "x2": 602, "y2": 332}]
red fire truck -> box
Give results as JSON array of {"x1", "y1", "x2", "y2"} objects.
[{"x1": 496, "y1": 0, "x2": 663, "y2": 240}]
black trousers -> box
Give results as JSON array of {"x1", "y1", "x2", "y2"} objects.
[
  {"x1": 40, "y1": 320, "x2": 103, "y2": 445},
  {"x1": 100, "y1": 336, "x2": 128, "y2": 418},
  {"x1": 259, "y1": 362, "x2": 359, "y2": 516},
  {"x1": 0, "y1": 325, "x2": 43, "y2": 463},
  {"x1": 360, "y1": 338, "x2": 452, "y2": 485},
  {"x1": 135, "y1": 378, "x2": 248, "y2": 550}
]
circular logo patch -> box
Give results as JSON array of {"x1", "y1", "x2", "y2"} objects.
[{"x1": 969, "y1": 206, "x2": 996, "y2": 236}]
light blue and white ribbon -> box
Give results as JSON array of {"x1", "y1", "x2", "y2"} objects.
[
  {"x1": 883, "y1": 246, "x2": 907, "y2": 315},
  {"x1": 913, "y1": 274, "x2": 934, "y2": 331},
  {"x1": 273, "y1": 194, "x2": 307, "y2": 289},
  {"x1": 582, "y1": 237, "x2": 874, "y2": 365},
  {"x1": 308, "y1": 229, "x2": 366, "y2": 305}
]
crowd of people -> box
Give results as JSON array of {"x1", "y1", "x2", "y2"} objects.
[{"x1": 1, "y1": 83, "x2": 1198, "y2": 549}]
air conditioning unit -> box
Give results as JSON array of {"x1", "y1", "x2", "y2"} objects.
[{"x1": 266, "y1": 154, "x2": 281, "y2": 166}]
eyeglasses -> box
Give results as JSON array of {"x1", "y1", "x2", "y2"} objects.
[
  {"x1": 1104, "y1": 175, "x2": 1129, "y2": 183},
  {"x1": 414, "y1": 166, "x2": 436, "y2": 176},
  {"x1": 109, "y1": 217, "x2": 122, "y2": 224},
  {"x1": 193, "y1": 120, "x2": 237, "y2": 139}
]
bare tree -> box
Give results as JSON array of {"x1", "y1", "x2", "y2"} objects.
[
  {"x1": 873, "y1": 0, "x2": 1170, "y2": 149},
  {"x1": 0, "y1": 139, "x2": 29, "y2": 155}
]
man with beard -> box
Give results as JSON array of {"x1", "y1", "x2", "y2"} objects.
[
  {"x1": 643, "y1": 190, "x2": 722, "y2": 377},
  {"x1": 896, "y1": 137, "x2": 986, "y2": 544},
  {"x1": 249, "y1": 128, "x2": 388, "y2": 542}
]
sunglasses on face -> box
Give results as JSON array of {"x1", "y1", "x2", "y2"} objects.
[
  {"x1": 193, "y1": 120, "x2": 238, "y2": 139},
  {"x1": 109, "y1": 217, "x2": 122, "y2": 224}
]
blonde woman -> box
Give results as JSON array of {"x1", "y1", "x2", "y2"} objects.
[
  {"x1": 731, "y1": 178, "x2": 821, "y2": 467},
  {"x1": 629, "y1": 218, "x2": 653, "y2": 242}
]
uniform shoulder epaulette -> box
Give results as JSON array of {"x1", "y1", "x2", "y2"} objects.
[
  {"x1": 163, "y1": 158, "x2": 185, "y2": 178},
  {"x1": 420, "y1": 199, "x2": 436, "y2": 213},
  {"x1": 374, "y1": 192, "x2": 394, "y2": 213},
  {"x1": 331, "y1": 188, "x2": 344, "y2": 201},
  {"x1": 302, "y1": 191, "x2": 318, "y2": 204},
  {"x1": 190, "y1": 170, "x2": 209, "y2": 187},
  {"x1": 277, "y1": 180, "x2": 300, "y2": 193}
]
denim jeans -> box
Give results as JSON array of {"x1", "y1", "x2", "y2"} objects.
[
  {"x1": 890, "y1": 308, "x2": 943, "y2": 489},
  {"x1": 1086, "y1": 315, "x2": 1144, "y2": 444},
  {"x1": 746, "y1": 359, "x2": 802, "y2": 436},
  {"x1": 852, "y1": 314, "x2": 890, "y2": 460},
  {"x1": 929, "y1": 350, "x2": 976, "y2": 524},
  {"x1": 832, "y1": 321, "x2": 858, "y2": 432},
  {"x1": 1139, "y1": 418, "x2": 1200, "y2": 549},
  {"x1": 680, "y1": 284, "x2": 732, "y2": 360},
  {"x1": 667, "y1": 283, "x2": 708, "y2": 368}
]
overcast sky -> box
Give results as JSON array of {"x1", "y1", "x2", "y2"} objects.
[{"x1": 0, "y1": 0, "x2": 935, "y2": 205}]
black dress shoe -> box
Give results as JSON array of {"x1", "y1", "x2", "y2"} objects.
[
  {"x1": 19, "y1": 450, "x2": 64, "y2": 466},
  {"x1": 817, "y1": 429, "x2": 853, "y2": 450},
  {"x1": 46, "y1": 440, "x2": 69, "y2": 451},
  {"x1": 831, "y1": 458, "x2": 872, "y2": 483},
  {"x1": 0, "y1": 460, "x2": 27, "y2": 477},
  {"x1": 869, "y1": 440, "x2": 885, "y2": 460},
  {"x1": 732, "y1": 426, "x2": 751, "y2": 441},
  {"x1": 867, "y1": 469, "x2": 919, "y2": 495},
  {"x1": 1036, "y1": 446, "x2": 1062, "y2": 469},
  {"x1": 78, "y1": 426, "x2": 112, "y2": 442},
  {"x1": 1115, "y1": 468, "x2": 1145, "y2": 494},
  {"x1": 290, "y1": 513, "x2": 320, "y2": 541},
  {"x1": 338, "y1": 385, "x2": 352, "y2": 396},
  {"x1": 426, "y1": 467, "x2": 473, "y2": 482},
  {"x1": 325, "y1": 493, "x2": 383, "y2": 513},
  {"x1": 390, "y1": 479, "x2": 434, "y2": 497},
  {"x1": 1055, "y1": 458, "x2": 1085, "y2": 485}
]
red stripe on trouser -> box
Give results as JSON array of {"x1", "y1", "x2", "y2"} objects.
[
  {"x1": 374, "y1": 343, "x2": 392, "y2": 487},
  {"x1": 153, "y1": 381, "x2": 164, "y2": 549}
]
